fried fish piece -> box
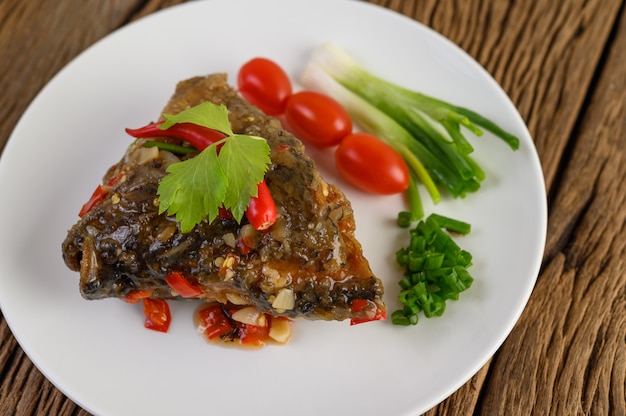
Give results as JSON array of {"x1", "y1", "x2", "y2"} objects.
[{"x1": 62, "y1": 73, "x2": 385, "y2": 322}]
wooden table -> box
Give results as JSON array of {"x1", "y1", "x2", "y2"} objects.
[{"x1": 1, "y1": 1, "x2": 624, "y2": 415}]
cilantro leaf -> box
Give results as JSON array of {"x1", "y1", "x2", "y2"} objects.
[
  {"x1": 158, "y1": 145, "x2": 227, "y2": 233},
  {"x1": 160, "y1": 102, "x2": 234, "y2": 136},
  {"x1": 153, "y1": 101, "x2": 272, "y2": 233},
  {"x1": 219, "y1": 135, "x2": 271, "y2": 221}
]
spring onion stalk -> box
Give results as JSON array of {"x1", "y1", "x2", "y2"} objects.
[
  {"x1": 302, "y1": 62, "x2": 440, "y2": 212},
  {"x1": 310, "y1": 42, "x2": 519, "y2": 150},
  {"x1": 398, "y1": 172, "x2": 424, "y2": 227},
  {"x1": 302, "y1": 42, "x2": 521, "y2": 207}
]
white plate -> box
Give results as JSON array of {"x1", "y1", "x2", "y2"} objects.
[{"x1": 0, "y1": 1, "x2": 547, "y2": 415}]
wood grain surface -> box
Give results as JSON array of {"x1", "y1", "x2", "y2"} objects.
[{"x1": 1, "y1": 0, "x2": 624, "y2": 415}]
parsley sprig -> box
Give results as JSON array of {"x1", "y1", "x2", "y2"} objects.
[{"x1": 156, "y1": 102, "x2": 271, "y2": 233}]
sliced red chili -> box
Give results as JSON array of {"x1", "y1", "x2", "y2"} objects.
[
  {"x1": 246, "y1": 180, "x2": 277, "y2": 231},
  {"x1": 349, "y1": 299, "x2": 387, "y2": 325},
  {"x1": 125, "y1": 121, "x2": 226, "y2": 152},
  {"x1": 78, "y1": 185, "x2": 107, "y2": 217},
  {"x1": 142, "y1": 298, "x2": 171, "y2": 333},
  {"x1": 126, "y1": 121, "x2": 277, "y2": 231},
  {"x1": 237, "y1": 238, "x2": 252, "y2": 255},
  {"x1": 238, "y1": 322, "x2": 270, "y2": 346},
  {"x1": 78, "y1": 173, "x2": 125, "y2": 218},
  {"x1": 164, "y1": 272, "x2": 203, "y2": 298},
  {"x1": 197, "y1": 304, "x2": 235, "y2": 340},
  {"x1": 122, "y1": 289, "x2": 154, "y2": 304}
]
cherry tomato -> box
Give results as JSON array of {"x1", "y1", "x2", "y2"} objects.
[
  {"x1": 142, "y1": 298, "x2": 171, "y2": 333},
  {"x1": 335, "y1": 132, "x2": 410, "y2": 195},
  {"x1": 237, "y1": 57, "x2": 292, "y2": 116},
  {"x1": 284, "y1": 91, "x2": 353, "y2": 147}
]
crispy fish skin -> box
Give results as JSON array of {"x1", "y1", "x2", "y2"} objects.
[{"x1": 62, "y1": 74, "x2": 385, "y2": 321}]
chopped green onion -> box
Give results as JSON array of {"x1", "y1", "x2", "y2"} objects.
[
  {"x1": 397, "y1": 211, "x2": 413, "y2": 228},
  {"x1": 428, "y1": 213, "x2": 472, "y2": 235},
  {"x1": 391, "y1": 213, "x2": 474, "y2": 325}
]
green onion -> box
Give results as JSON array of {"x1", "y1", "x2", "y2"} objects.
[
  {"x1": 390, "y1": 213, "x2": 474, "y2": 325},
  {"x1": 142, "y1": 140, "x2": 196, "y2": 155},
  {"x1": 397, "y1": 211, "x2": 413, "y2": 228},
  {"x1": 301, "y1": 43, "x2": 520, "y2": 220},
  {"x1": 428, "y1": 213, "x2": 471, "y2": 235}
]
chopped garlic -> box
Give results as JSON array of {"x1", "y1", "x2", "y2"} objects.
[
  {"x1": 223, "y1": 232, "x2": 236, "y2": 248},
  {"x1": 231, "y1": 306, "x2": 267, "y2": 327},
  {"x1": 226, "y1": 293, "x2": 248, "y2": 305},
  {"x1": 271, "y1": 288, "x2": 295, "y2": 311},
  {"x1": 269, "y1": 318, "x2": 292, "y2": 343}
]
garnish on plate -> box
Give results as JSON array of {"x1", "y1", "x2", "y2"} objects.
[
  {"x1": 392, "y1": 213, "x2": 474, "y2": 325},
  {"x1": 301, "y1": 42, "x2": 520, "y2": 220},
  {"x1": 126, "y1": 101, "x2": 275, "y2": 233}
]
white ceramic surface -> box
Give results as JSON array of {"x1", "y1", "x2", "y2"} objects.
[{"x1": 0, "y1": 1, "x2": 547, "y2": 415}]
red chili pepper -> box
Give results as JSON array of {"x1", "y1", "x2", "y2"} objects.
[
  {"x1": 349, "y1": 299, "x2": 387, "y2": 325},
  {"x1": 126, "y1": 120, "x2": 277, "y2": 231},
  {"x1": 164, "y1": 272, "x2": 203, "y2": 298},
  {"x1": 238, "y1": 322, "x2": 270, "y2": 346},
  {"x1": 218, "y1": 207, "x2": 233, "y2": 220},
  {"x1": 122, "y1": 289, "x2": 154, "y2": 304},
  {"x1": 142, "y1": 298, "x2": 171, "y2": 333},
  {"x1": 197, "y1": 304, "x2": 235, "y2": 340},
  {"x1": 125, "y1": 121, "x2": 225, "y2": 151},
  {"x1": 237, "y1": 237, "x2": 252, "y2": 255},
  {"x1": 78, "y1": 185, "x2": 107, "y2": 217},
  {"x1": 78, "y1": 173, "x2": 125, "y2": 217},
  {"x1": 246, "y1": 180, "x2": 277, "y2": 231}
]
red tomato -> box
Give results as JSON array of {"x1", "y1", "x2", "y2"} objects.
[
  {"x1": 237, "y1": 57, "x2": 292, "y2": 116},
  {"x1": 335, "y1": 132, "x2": 410, "y2": 195},
  {"x1": 142, "y1": 298, "x2": 171, "y2": 333},
  {"x1": 284, "y1": 91, "x2": 353, "y2": 147},
  {"x1": 197, "y1": 304, "x2": 235, "y2": 339}
]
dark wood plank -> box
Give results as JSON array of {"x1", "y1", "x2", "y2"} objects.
[
  {"x1": 481, "y1": 5, "x2": 626, "y2": 413},
  {"x1": 0, "y1": 1, "x2": 133, "y2": 152},
  {"x1": 0, "y1": 2, "x2": 187, "y2": 415},
  {"x1": 370, "y1": 0, "x2": 622, "y2": 190},
  {"x1": 369, "y1": 0, "x2": 625, "y2": 415},
  {"x1": 0, "y1": 0, "x2": 188, "y2": 154}
]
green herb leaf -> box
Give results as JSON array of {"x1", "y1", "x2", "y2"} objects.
[
  {"x1": 159, "y1": 102, "x2": 234, "y2": 136},
  {"x1": 154, "y1": 101, "x2": 272, "y2": 233},
  {"x1": 157, "y1": 144, "x2": 227, "y2": 233},
  {"x1": 219, "y1": 134, "x2": 271, "y2": 222}
]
